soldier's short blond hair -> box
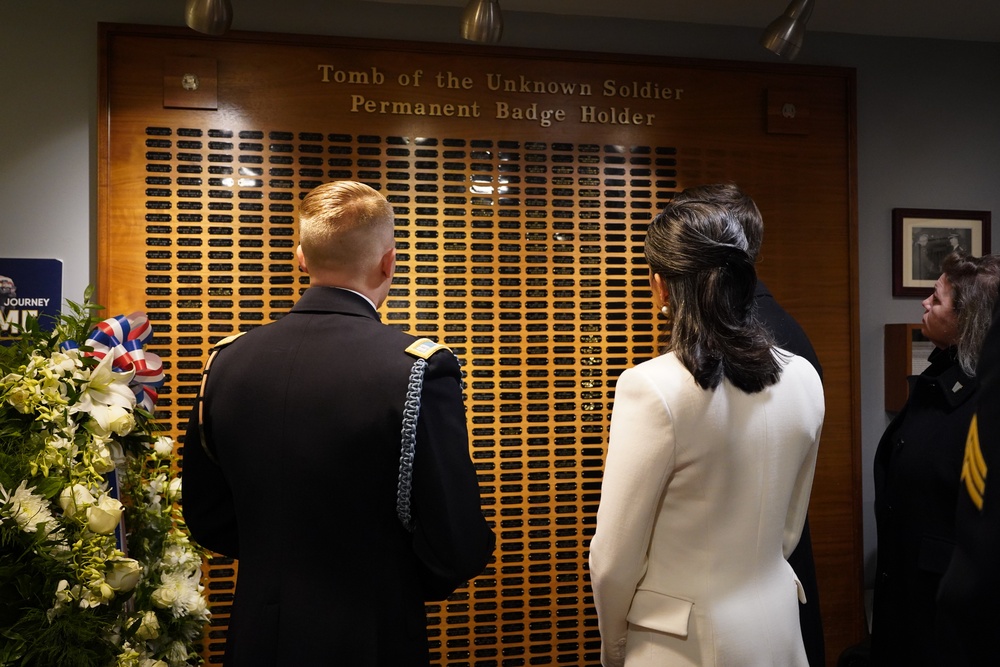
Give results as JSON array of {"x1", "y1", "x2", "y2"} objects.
[{"x1": 298, "y1": 181, "x2": 394, "y2": 272}]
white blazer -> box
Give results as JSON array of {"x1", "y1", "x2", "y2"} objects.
[{"x1": 590, "y1": 350, "x2": 824, "y2": 667}]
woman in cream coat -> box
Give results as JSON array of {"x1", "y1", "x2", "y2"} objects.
[{"x1": 590, "y1": 198, "x2": 825, "y2": 667}]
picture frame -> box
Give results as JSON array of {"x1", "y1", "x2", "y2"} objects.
[{"x1": 892, "y1": 208, "x2": 992, "y2": 297}]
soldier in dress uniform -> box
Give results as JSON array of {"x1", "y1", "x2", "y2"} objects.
[{"x1": 182, "y1": 180, "x2": 495, "y2": 667}]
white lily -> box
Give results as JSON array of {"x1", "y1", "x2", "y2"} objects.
[{"x1": 74, "y1": 353, "x2": 136, "y2": 436}]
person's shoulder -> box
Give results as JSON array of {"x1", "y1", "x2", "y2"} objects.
[
  {"x1": 629, "y1": 351, "x2": 684, "y2": 373},
  {"x1": 618, "y1": 352, "x2": 690, "y2": 392},
  {"x1": 404, "y1": 338, "x2": 455, "y2": 362},
  {"x1": 211, "y1": 330, "x2": 248, "y2": 349},
  {"x1": 209, "y1": 320, "x2": 284, "y2": 351},
  {"x1": 766, "y1": 351, "x2": 825, "y2": 428},
  {"x1": 775, "y1": 348, "x2": 824, "y2": 392},
  {"x1": 774, "y1": 347, "x2": 813, "y2": 371},
  {"x1": 404, "y1": 337, "x2": 452, "y2": 361},
  {"x1": 399, "y1": 334, "x2": 459, "y2": 372},
  {"x1": 205, "y1": 329, "x2": 252, "y2": 360}
]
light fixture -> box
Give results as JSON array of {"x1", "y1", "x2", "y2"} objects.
[
  {"x1": 185, "y1": 0, "x2": 233, "y2": 36},
  {"x1": 760, "y1": 0, "x2": 814, "y2": 60},
  {"x1": 460, "y1": 0, "x2": 503, "y2": 44}
]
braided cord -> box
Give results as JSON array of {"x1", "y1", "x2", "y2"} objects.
[{"x1": 397, "y1": 358, "x2": 427, "y2": 532}]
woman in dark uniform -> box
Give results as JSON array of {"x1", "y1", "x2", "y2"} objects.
[{"x1": 871, "y1": 252, "x2": 1000, "y2": 666}]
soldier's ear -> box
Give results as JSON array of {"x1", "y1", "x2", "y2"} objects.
[
  {"x1": 296, "y1": 245, "x2": 308, "y2": 273},
  {"x1": 380, "y1": 246, "x2": 396, "y2": 280}
]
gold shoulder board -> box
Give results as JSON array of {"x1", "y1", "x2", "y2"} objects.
[
  {"x1": 405, "y1": 337, "x2": 450, "y2": 360},
  {"x1": 213, "y1": 331, "x2": 246, "y2": 350},
  {"x1": 197, "y1": 331, "x2": 248, "y2": 464}
]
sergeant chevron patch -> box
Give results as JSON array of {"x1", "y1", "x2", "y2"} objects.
[{"x1": 961, "y1": 414, "x2": 987, "y2": 511}]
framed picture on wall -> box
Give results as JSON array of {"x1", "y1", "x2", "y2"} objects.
[{"x1": 892, "y1": 208, "x2": 992, "y2": 297}]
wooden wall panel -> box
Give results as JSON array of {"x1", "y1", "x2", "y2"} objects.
[{"x1": 99, "y1": 25, "x2": 861, "y2": 666}]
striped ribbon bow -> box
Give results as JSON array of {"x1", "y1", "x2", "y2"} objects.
[{"x1": 63, "y1": 312, "x2": 165, "y2": 412}]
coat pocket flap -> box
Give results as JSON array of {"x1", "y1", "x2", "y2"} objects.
[{"x1": 626, "y1": 589, "x2": 693, "y2": 637}]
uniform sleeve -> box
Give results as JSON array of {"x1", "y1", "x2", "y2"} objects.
[
  {"x1": 180, "y1": 390, "x2": 240, "y2": 559},
  {"x1": 782, "y1": 361, "x2": 824, "y2": 561},
  {"x1": 935, "y1": 306, "x2": 1000, "y2": 663},
  {"x1": 409, "y1": 350, "x2": 496, "y2": 600},
  {"x1": 589, "y1": 367, "x2": 676, "y2": 667}
]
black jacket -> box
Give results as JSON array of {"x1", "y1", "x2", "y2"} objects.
[
  {"x1": 872, "y1": 346, "x2": 978, "y2": 666},
  {"x1": 182, "y1": 286, "x2": 495, "y2": 666}
]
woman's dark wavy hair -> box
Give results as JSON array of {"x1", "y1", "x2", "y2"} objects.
[
  {"x1": 645, "y1": 199, "x2": 781, "y2": 393},
  {"x1": 941, "y1": 252, "x2": 1000, "y2": 376}
]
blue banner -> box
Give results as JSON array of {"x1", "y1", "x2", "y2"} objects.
[{"x1": 0, "y1": 258, "x2": 63, "y2": 342}]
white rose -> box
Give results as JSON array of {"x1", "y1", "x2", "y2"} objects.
[
  {"x1": 6, "y1": 385, "x2": 33, "y2": 413},
  {"x1": 108, "y1": 406, "x2": 136, "y2": 436},
  {"x1": 134, "y1": 610, "x2": 161, "y2": 640},
  {"x1": 166, "y1": 642, "x2": 189, "y2": 664},
  {"x1": 153, "y1": 436, "x2": 175, "y2": 458},
  {"x1": 59, "y1": 484, "x2": 96, "y2": 516},
  {"x1": 85, "y1": 494, "x2": 123, "y2": 534},
  {"x1": 106, "y1": 557, "x2": 142, "y2": 592},
  {"x1": 165, "y1": 477, "x2": 182, "y2": 502},
  {"x1": 151, "y1": 586, "x2": 178, "y2": 609},
  {"x1": 186, "y1": 591, "x2": 209, "y2": 619},
  {"x1": 91, "y1": 441, "x2": 116, "y2": 474}
]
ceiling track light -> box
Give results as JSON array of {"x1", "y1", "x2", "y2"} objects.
[
  {"x1": 760, "y1": 0, "x2": 814, "y2": 60},
  {"x1": 460, "y1": 0, "x2": 503, "y2": 44},
  {"x1": 185, "y1": 0, "x2": 233, "y2": 36}
]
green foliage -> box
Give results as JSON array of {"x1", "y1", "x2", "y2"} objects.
[
  {"x1": 2, "y1": 606, "x2": 119, "y2": 667},
  {"x1": 0, "y1": 294, "x2": 209, "y2": 667}
]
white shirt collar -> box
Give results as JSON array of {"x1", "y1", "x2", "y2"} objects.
[{"x1": 334, "y1": 286, "x2": 377, "y2": 312}]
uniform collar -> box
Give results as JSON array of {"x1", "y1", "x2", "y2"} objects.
[
  {"x1": 910, "y1": 346, "x2": 978, "y2": 409},
  {"x1": 291, "y1": 286, "x2": 381, "y2": 320}
]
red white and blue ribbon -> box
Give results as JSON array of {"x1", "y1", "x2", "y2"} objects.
[{"x1": 62, "y1": 312, "x2": 165, "y2": 412}]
